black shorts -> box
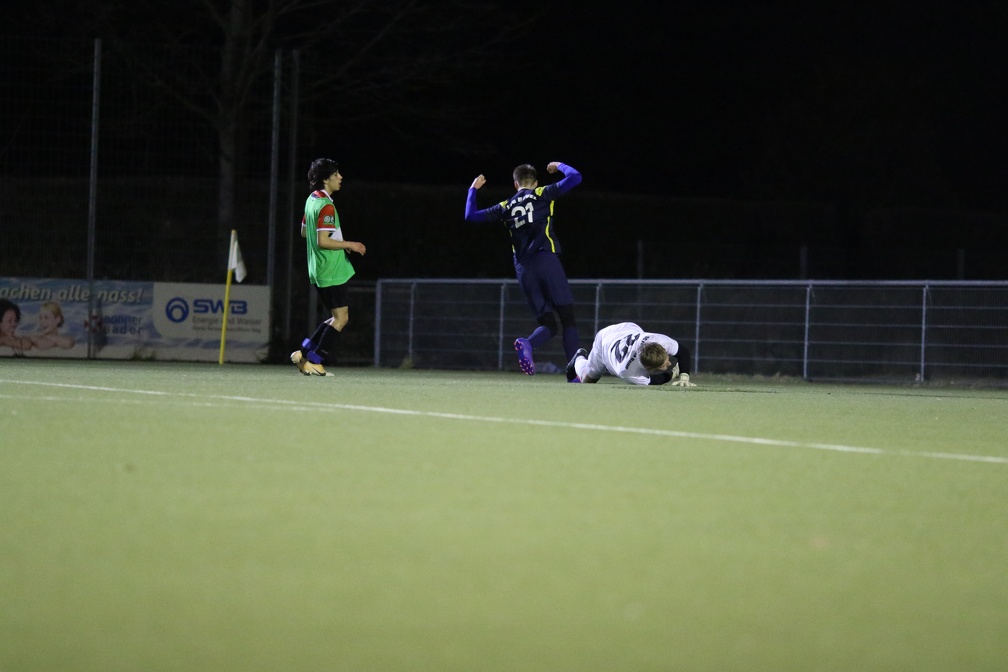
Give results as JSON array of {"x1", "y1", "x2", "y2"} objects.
[{"x1": 314, "y1": 283, "x2": 349, "y2": 311}]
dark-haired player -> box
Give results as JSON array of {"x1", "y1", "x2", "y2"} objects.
[{"x1": 290, "y1": 158, "x2": 367, "y2": 376}]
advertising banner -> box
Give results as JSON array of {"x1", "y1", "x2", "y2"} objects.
[{"x1": 0, "y1": 278, "x2": 270, "y2": 362}]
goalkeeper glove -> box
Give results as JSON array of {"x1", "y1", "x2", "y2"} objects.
[{"x1": 671, "y1": 372, "x2": 696, "y2": 387}]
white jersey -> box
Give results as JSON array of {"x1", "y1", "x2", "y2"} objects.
[{"x1": 582, "y1": 322, "x2": 680, "y2": 385}]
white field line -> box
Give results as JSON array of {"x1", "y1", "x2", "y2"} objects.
[{"x1": 3, "y1": 380, "x2": 1007, "y2": 465}]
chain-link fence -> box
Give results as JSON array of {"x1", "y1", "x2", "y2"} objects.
[
  {"x1": 4, "y1": 36, "x2": 1007, "y2": 367},
  {"x1": 375, "y1": 279, "x2": 1008, "y2": 384}
]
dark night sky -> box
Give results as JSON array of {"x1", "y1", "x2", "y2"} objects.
[
  {"x1": 2, "y1": 1, "x2": 1005, "y2": 281},
  {"x1": 3, "y1": 1, "x2": 1006, "y2": 213},
  {"x1": 363, "y1": 2, "x2": 1007, "y2": 212}
]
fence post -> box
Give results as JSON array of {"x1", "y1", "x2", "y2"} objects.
[
  {"x1": 373, "y1": 280, "x2": 383, "y2": 367},
  {"x1": 593, "y1": 283, "x2": 602, "y2": 335},
  {"x1": 407, "y1": 281, "x2": 417, "y2": 364},
  {"x1": 694, "y1": 283, "x2": 703, "y2": 374},
  {"x1": 86, "y1": 38, "x2": 102, "y2": 359},
  {"x1": 919, "y1": 284, "x2": 929, "y2": 381},
  {"x1": 498, "y1": 282, "x2": 507, "y2": 371},
  {"x1": 282, "y1": 49, "x2": 301, "y2": 344},
  {"x1": 803, "y1": 283, "x2": 812, "y2": 380}
]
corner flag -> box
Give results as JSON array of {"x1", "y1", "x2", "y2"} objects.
[
  {"x1": 219, "y1": 229, "x2": 245, "y2": 364},
  {"x1": 228, "y1": 230, "x2": 247, "y2": 283}
]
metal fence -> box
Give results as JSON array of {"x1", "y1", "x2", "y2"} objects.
[
  {"x1": 374, "y1": 279, "x2": 1008, "y2": 383},
  {"x1": 4, "y1": 35, "x2": 1007, "y2": 368}
]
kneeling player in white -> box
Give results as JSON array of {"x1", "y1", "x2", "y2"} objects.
[{"x1": 566, "y1": 322, "x2": 696, "y2": 386}]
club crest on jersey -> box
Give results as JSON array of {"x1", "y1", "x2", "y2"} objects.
[{"x1": 324, "y1": 215, "x2": 335, "y2": 224}]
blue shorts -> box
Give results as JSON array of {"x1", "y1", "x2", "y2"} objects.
[{"x1": 514, "y1": 252, "x2": 574, "y2": 318}]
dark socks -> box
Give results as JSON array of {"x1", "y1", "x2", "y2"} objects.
[
  {"x1": 527, "y1": 324, "x2": 580, "y2": 360},
  {"x1": 562, "y1": 326, "x2": 580, "y2": 361},
  {"x1": 528, "y1": 325, "x2": 553, "y2": 350},
  {"x1": 317, "y1": 326, "x2": 340, "y2": 361},
  {"x1": 303, "y1": 322, "x2": 337, "y2": 364}
]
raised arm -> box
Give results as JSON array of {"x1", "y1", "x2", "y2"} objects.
[
  {"x1": 465, "y1": 174, "x2": 502, "y2": 223},
  {"x1": 545, "y1": 162, "x2": 582, "y2": 196}
]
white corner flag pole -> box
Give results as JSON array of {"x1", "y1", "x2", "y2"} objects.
[{"x1": 219, "y1": 229, "x2": 246, "y2": 365}]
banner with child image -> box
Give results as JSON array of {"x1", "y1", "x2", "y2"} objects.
[{"x1": 0, "y1": 278, "x2": 270, "y2": 362}]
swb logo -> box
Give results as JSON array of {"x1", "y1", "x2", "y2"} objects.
[{"x1": 165, "y1": 296, "x2": 248, "y2": 323}]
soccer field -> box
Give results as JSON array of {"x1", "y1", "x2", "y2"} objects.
[{"x1": 2, "y1": 360, "x2": 1007, "y2": 672}]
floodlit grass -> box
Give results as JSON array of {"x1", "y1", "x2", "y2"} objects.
[{"x1": 2, "y1": 360, "x2": 1007, "y2": 672}]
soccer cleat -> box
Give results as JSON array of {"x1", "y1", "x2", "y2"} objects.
[
  {"x1": 514, "y1": 337, "x2": 535, "y2": 376},
  {"x1": 302, "y1": 361, "x2": 329, "y2": 376},
  {"x1": 566, "y1": 347, "x2": 587, "y2": 383},
  {"x1": 290, "y1": 350, "x2": 308, "y2": 374}
]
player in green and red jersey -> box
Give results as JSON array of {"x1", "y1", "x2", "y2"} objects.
[{"x1": 290, "y1": 158, "x2": 367, "y2": 376}]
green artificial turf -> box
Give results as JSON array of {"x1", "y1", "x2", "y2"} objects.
[{"x1": 1, "y1": 360, "x2": 1006, "y2": 671}]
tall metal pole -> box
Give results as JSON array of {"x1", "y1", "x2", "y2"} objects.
[
  {"x1": 284, "y1": 50, "x2": 301, "y2": 344},
  {"x1": 86, "y1": 39, "x2": 102, "y2": 359},
  {"x1": 267, "y1": 50, "x2": 281, "y2": 289}
]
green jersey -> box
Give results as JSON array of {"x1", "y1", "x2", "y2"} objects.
[{"x1": 303, "y1": 189, "x2": 355, "y2": 287}]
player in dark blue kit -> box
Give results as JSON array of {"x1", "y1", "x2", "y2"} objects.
[{"x1": 465, "y1": 162, "x2": 582, "y2": 376}]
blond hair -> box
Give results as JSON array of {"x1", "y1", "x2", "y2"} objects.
[{"x1": 640, "y1": 341, "x2": 668, "y2": 371}]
